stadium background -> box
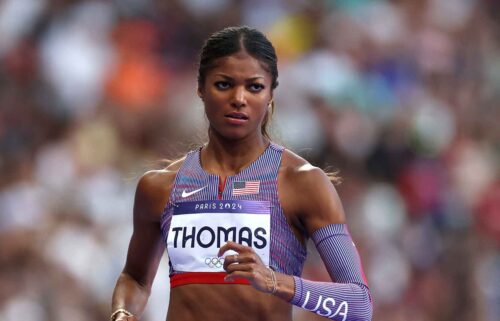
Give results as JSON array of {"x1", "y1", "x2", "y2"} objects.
[{"x1": 0, "y1": 0, "x2": 498, "y2": 320}]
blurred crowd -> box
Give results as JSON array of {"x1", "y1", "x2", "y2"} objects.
[{"x1": 0, "y1": 0, "x2": 498, "y2": 320}]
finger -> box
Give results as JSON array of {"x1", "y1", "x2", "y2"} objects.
[
  {"x1": 223, "y1": 253, "x2": 258, "y2": 270},
  {"x1": 222, "y1": 254, "x2": 239, "y2": 269},
  {"x1": 225, "y1": 262, "x2": 256, "y2": 273},
  {"x1": 217, "y1": 241, "x2": 253, "y2": 257},
  {"x1": 225, "y1": 270, "x2": 255, "y2": 282}
]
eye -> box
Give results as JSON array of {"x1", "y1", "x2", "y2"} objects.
[
  {"x1": 248, "y1": 83, "x2": 265, "y2": 92},
  {"x1": 215, "y1": 81, "x2": 231, "y2": 90}
]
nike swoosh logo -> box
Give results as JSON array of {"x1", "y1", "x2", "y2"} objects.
[{"x1": 181, "y1": 186, "x2": 207, "y2": 198}]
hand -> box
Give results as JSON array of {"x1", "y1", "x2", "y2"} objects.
[{"x1": 218, "y1": 241, "x2": 276, "y2": 294}]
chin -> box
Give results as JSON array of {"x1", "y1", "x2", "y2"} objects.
[
  {"x1": 221, "y1": 132, "x2": 250, "y2": 141},
  {"x1": 212, "y1": 127, "x2": 256, "y2": 141}
]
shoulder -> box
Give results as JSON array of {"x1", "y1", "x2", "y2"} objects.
[
  {"x1": 138, "y1": 157, "x2": 185, "y2": 194},
  {"x1": 279, "y1": 149, "x2": 345, "y2": 235},
  {"x1": 134, "y1": 157, "x2": 186, "y2": 221},
  {"x1": 280, "y1": 149, "x2": 330, "y2": 186}
]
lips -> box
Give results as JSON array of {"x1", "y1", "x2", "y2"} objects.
[{"x1": 225, "y1": 112, "x2": 249, "y2": 120}]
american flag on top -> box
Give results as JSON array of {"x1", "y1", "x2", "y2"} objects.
[{"x1": 232, "y1": 181, "x2": 260, "y2": 196}]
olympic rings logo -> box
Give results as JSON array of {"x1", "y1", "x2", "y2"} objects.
[{"x1": 204, "y1": 256, "x2": 224, "y2": 268}]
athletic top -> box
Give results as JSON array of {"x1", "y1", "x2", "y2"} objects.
[{"x1": 160, "y1": 142, "x2": 307, "y2": 288}]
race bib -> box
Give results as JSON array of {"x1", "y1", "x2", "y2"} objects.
[{"x1": 167, "y1": 200, "x2": 270, "y2": 272}]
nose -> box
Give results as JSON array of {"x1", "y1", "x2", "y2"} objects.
[{"x1": 230, "y1": 86, "x2": 246, "y2": 108}]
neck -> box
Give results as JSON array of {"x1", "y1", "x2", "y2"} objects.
[{"x1": 202, "y1": 131, "x2": 269, "y2": 177}]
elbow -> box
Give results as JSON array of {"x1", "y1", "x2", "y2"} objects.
[
  {"x1": 361, "y1": 301, "x2": 373, "y2": 321},
  {"x1": 119, "y1": 271, "x2": 153, "y2": 295},
  {"x1": 330, "y1": 283, "x2": 371, "y2": 321},
  {"x1": 363, "y1": 305, "x2": 373, "y2": 321},
  {"x1": 347, "y1": 296, "x2": 372, "y2": 321},
  {"x1": 354, "y1": 283, "x2": 373, "y2": 321},
  {"x1": 320, "y1": 282, "x2": 373, "y2": 321}
]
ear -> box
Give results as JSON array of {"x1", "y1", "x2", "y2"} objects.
[{"x1": 197, "y1": 87, "x2": 204, "y2": 100}]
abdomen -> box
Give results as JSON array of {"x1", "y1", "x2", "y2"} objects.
[{"x1": 166, "y1": 284, "x2": 292, "y2": 321}]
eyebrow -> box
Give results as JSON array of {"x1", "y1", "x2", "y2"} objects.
[{"x1": 214, "y1": 74, "x2": 265, "y2": 81}]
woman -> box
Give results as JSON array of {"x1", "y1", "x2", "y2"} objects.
[{"x1": 110, "y1": 26, "x2": 372, "y2": 321}]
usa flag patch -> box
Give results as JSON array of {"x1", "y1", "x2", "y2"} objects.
[{"x1": 232, "y1": 181, "x2": 260, "y2": 196}]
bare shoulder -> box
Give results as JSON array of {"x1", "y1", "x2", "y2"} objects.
[
  {"x1": 279, "y1": 149, "x2": 345, "y2": 235},
  {"x1": 135, "y1": 157, "x2": 186, "y2": 221},
  {"x1": 280, "y1": 149, "x2": 329, "y2": 184},
  {"x1": 138, "y1": 156, "x2": 185, "y2": 195}
]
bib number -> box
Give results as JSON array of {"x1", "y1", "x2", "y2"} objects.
[{"x1": 167, "y1": 200, "x2": 271, "y2": 272}]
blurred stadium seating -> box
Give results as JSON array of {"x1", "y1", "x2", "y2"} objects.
[{"x1": 0, "y1": 1, "x2": 498, "y2": 320}]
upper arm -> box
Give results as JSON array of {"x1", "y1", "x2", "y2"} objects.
[
  {"x1": 280, "y1": 152, "x2": 346, "y2": 238},
  {"x1": 122, "y1": 169, "x2": 175, "y2": 289}
]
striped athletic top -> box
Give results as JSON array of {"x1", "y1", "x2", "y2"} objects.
[{"x1": 160, "y1": 142, "x2": 307, "y2": 288}]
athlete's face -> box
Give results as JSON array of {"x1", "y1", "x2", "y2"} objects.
[{"x1": 198, "y1": 50, "x2": 273, "y2": 141}]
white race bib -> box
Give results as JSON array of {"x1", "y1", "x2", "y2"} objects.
[{"x1": 167, "y1": 200, "x2": 271, "y2": 272}]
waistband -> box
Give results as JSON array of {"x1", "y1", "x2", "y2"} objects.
[{"x1": 170, "y1": 272, "x2": 251, "y2": 288}]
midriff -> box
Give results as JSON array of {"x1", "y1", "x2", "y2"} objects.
[{"x1": 166, "y1": 283, "x2": 292, "y2": 321}]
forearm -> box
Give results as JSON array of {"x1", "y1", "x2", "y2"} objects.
[
  {"x1": 274, "y1": 224, "x2": 372, "y2": 321},
  {"x1": 272, "y1": 273, "x2": 371, "y2": 321},
  {"x1": 290, "y1": 277, "x2": 371, "y2": 321},
  {"x1": 111, "y1": 272, "x2": 151, "y2": 319}
]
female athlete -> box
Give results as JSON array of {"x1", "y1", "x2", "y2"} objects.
[{"x1": 110, "y1": 26, "x2": 372, "y2": 321}]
